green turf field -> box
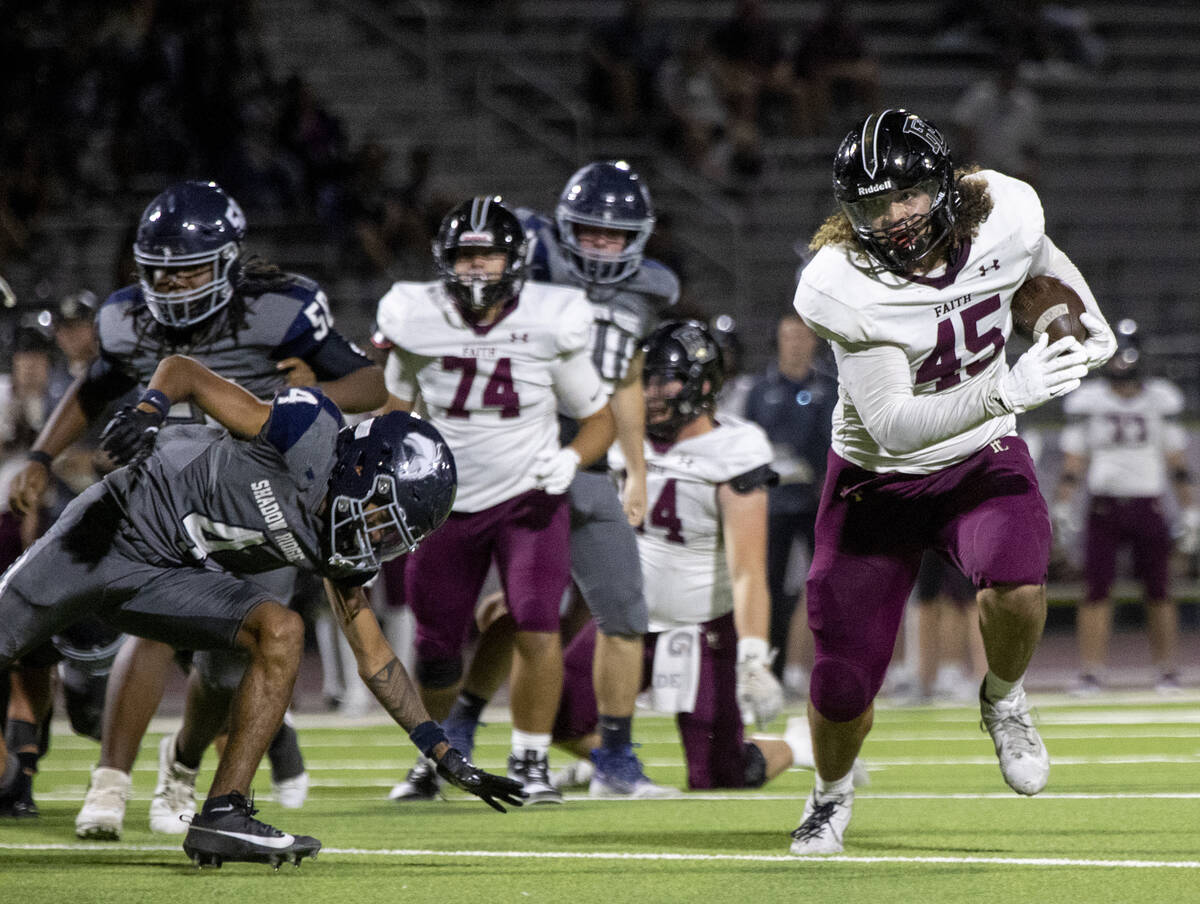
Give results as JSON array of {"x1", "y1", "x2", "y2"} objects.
[{"x1": 4, "y1": 695, "x2": 1199, "y2": 904}]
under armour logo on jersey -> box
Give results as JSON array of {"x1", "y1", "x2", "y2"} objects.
[
  {"x1": 509, "y1": 332, "x2": 529, "y2": 343},
  {"x1": 978, "y1": 259, "x2": 1000, "y2": 277}
]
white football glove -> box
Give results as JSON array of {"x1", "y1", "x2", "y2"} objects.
[
  {"x1": 1176, "y1": 507, "x2": 1200, "y2": 556},
  {"x1": 736, "y1": 637, "x2": 783, "y2": 729},
  {"x1": 993, "y1": 333, "x2": 1089, "y2": 414},
  {"x1": 532, "y1": 446, "x2": 580, "y2": 495},
  {"x1": 1079, "y1": 311, "x2": 1117, "y2": 372}
]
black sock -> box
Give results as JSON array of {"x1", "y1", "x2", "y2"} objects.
[
  {"x1": 447, "y1": 690, "x2": 488, "y2": 725},
  {"x1": 6, "y1": 720, "x2": 39, "y2": 774},
  {"x1": 598, "y1": 715, "x2": 632, "y2": 751},
  {"x1": 268, "y1": 722, "x2": 305, "y2": 782},
  {"x1": 0, "y1": 751, "x2": 18, "y2": 792}
]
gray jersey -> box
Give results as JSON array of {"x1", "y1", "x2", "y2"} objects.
[
  {"x1": 89, "y1": 277, "x2": 368, "y2": 424},
  {"x1": 520, "y1": 210, "x2": 678, "y2": 391},
  {"x1": 103, "y1": 387, "x2": 343, "y2": 576}
]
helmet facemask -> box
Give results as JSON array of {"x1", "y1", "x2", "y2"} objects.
[
  {"x1": 841, "y1": 174, "x2": 955, "y2": 273},
  {"x1": 326, "y1": 472, "x2": 418, "y2": 575},
  {"x1": 644, "y1": 368, "x2": 710, "y2": 441},
  {"x1": 135, "y1": 241, "x2": 239, "y2": 328},
  {"x1": 555, "y1": 213, "x2": 652, "y2": 284},
  {"x1": 436, "y1": 246, "x2": 524, "y2": 321}
]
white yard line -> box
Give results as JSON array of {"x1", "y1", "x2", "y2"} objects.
[{"x1": 2, "y1": 842, "x2": 1198, "y2": 869}]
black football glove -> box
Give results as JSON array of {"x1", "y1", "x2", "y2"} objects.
[
  {"x1": 435, "y1": 747, "x2": 527, "y2": 813},
  {"x1": 98, "y1": 404, "x2": 166, "y2": 467}
]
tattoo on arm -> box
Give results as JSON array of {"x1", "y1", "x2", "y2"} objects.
[{"x1": 365, "y1": 657, "x2": 429, "y2": 731}]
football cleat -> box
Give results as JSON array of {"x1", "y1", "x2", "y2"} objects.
[
  {"x1": 149, "y1": 732, "x2": 198, "y2": 834},
  {"x1": 507, "y1": 750, "x2": 563, "y2": 805},
  {"x1": 387, "y1": 756, "x2": 441, "y2": 801},
  {"x1": 789, "y1": 789, "x2": 854, "y2": 855},
  {"x1": 76, "y1": 766, "x2": 131, "y2": 839},
  {"x1": 979, "y1": 682, "x2": 1050, "y2": 796},
  {"x1": 271, "y1": 771, "x2": 310, "y2": 809},
  {"x1": 588, "y1": 745, "x2": 679, "y2": 799},
  {"x1": 0, "y1": 768, "x2": 38, "y2": 819},
  {"x1": 1068, "y1": 672, "x2": 1103, "y2": 698},
  {"x1": 183, "y1": 791, "x2": 320, "y2": 869}
]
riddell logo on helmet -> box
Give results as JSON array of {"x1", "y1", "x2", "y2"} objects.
[{"x1": 858, "y1": 181, "x2": 894, "y2": 195}]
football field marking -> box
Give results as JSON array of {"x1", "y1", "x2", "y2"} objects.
[{"x1": 3, "y1": 842, "x2": 1199, "y2": 870}]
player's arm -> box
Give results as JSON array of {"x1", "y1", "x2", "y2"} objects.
[
  {"x1": 719, "y1": 475, "x2": 782, "y2": 728},
  {"x1": 10, "y1": 359, "x2": 138, "y2": 515},
  {"x1": 610, "y1": 349, "x2": 647, "y2": 525},
  {"x1": 277, "y1": 328, "x2": 387, "y2": 413},
  {"x1": 143, "y1": 355, "x2": 271, "y2": 437},
  {"x1": 1031, "y1": 235, "x2": 1115, "y2": 370},
  {"x1": 1056, "y1": 451, "x2": 1087, "y2": 505},
  {"x1": 324, "y1": 579, "x2": 526, "y2": 812},
  {"x1": 553, "y1": 347, "x2": 616, "y2": 469},
  {"x1": 835, "y1": 336, "x2": 1088, "y2": 455},
  {"x1": 382, "y1": 349, "x2": 420, "y2": 414}
]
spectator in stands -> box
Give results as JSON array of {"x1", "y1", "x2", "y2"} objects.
[
  {"x1": 710, "y1": 0, "x2": 814, "y2": 137},
  {"x1": 951, "y1": 52, "x2": 1042, "y2": 186},
  {"x1": 742, "y1": 313, "x2": 837, "y2": 692},
  {"x1": 583, "y1": 0, "x2": 672, "y2": 135},
  {"x1": 1054, "y1": 320, "x2": 1196, "y2": 695},
  {"x1": 656, "y1": 31, "x2": 733, "y2": 178},
  {"x1": 275, "y1": 74, "x2": 349, "y2": 223},
  {"x1": 793, "y1": 0, "x2": 882, "y2": 135}
]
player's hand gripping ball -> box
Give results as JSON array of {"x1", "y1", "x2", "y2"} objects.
[{"x1": 1011, "y1": 275, "x2": 1088, "y2": 344}]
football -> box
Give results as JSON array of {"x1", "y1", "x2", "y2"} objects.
[{"x1": 1010, "y1": 275, "x2": 1088, "y2": 343}]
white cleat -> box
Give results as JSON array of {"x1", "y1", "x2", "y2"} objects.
[
  {"x1": 272, "y1": 771, "x2": 310, "y2": 809},
  {"x1": 75, "y1": 767, "x2": 131, "y2": 840},
  {"x1": 149, "y1": 732, "x2": 198, "y2": 834},
  {"x1": 550, "y1": 757, "x2": 595, "y2": 791},
  {"x1": 980, "y1": 683, "x2": 1050, "y2": 796},
  {"x1": 789, "y1": 789, "x2": 854, "y2": 855}
]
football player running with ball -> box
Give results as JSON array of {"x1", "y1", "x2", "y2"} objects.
[{"x1": 787, "y1": 109, "x2": 1116, "y2": 854}]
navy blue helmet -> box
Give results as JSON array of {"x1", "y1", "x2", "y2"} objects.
[
  {"x1": 555, "y1": 160, "x2": 655, "y2": 284},
  {"x1": 833, "y1": 109, "x2": 957, "y2": 273},
  {"x1": 134, "y1": 180, "x2": 247, "y2": 328},
  {"x1": 432, "y1": 196, "x2": 529, "y2": 322},
  {"x1": 642, "y1": 319, "x2": 724, "y2": 440},
  {"x1": 324, "y1": 411, "x2": 457, "y2": 582}
]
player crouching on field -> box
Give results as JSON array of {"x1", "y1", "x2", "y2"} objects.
[{"x1": 0, "y1": 355, "x2": 523, "y2": 867}]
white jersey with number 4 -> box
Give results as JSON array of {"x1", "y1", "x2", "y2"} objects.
[
  {"x1": 376, "y1": 280, "x2": 606, "y2": 512},
  {"x1": 1060, "y1": 377, "x2": 1187, "y2": 498},
  {"x1": 612, "y1": 417, "x2": 772, "y2": 632},
  {"x1": 794, "y1": 169, "x2": 1097, "y2": 475}
]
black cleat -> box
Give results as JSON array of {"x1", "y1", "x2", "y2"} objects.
[
  {"x1": 182, "y1": 792, "x2": 320, "y2": 869},
  {"x1": 0, "y1": 770, "x2": 38, "y2": 819}
]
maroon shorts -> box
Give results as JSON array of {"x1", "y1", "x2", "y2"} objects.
[
  {"x1": 405, "y1": 489, "x2": 569, "y2": 662},
  {"x1": 806, "y1": 437, "x2": 1050, "y2": 721},
  {"x1": 1083, "y1": 496, "x2": 1172, "y2": 602},
  {"x1": 554, "y1": 613, "x2": 751, "y2": 790}
]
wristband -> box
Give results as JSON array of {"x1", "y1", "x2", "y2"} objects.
[
  {"x1": 27, "y1": 450, "x2": 53, "y2": 468},
  {"x1": 139, "y1": 389, "x2": 172, "y2": 419},
  {"x1": 408, "y1": 720, "x2": 449, "y2": 759}
]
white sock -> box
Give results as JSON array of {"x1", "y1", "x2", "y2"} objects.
[
  {"x1": 814, "y1": 771, "x2": 855, "y2": 799},
  {"x1": 511, "y1": 730, "x2": 551, "y2": 760},
  {"x1": 983, "y1": 670, "x2": 1022, "y2": 702}
]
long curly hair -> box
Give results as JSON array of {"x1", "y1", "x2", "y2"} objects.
[{"x1": 809, "y1": 167, "x2": 994, "y2": 268}]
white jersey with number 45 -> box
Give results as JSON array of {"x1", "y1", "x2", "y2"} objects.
[
  {"x1": 376, "y1": 280, "x2": 606, "y2": 512},
  {"x1": 794, "y1": 169, "x2": 1099, "y2": 475},
  {"x1": 612, "y1": 417, "x2": 773, "y2": 632}
]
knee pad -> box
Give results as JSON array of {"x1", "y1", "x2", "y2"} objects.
[
  {"x1": 742, "y1": 741, "x2": 768, "y2": 788},
  {"x1": 57, "y1": 661, "x2": 106, "y2": 741},
  {"x1": 416, "y1": 656, "x2": 463, "y2": 690},
  {"x1": 809, "y1": 656, "x2": 874, "y2": 723},
  {"x1": 193, "y1": 649, "x2": 249, "y2": 694}
]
